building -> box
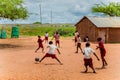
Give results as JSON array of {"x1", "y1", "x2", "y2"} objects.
[{"x1": 75, "y1": 16, "x2": 120, "y2": 43}]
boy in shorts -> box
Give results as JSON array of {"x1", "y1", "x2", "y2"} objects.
[
  {"x1": 96, "y1": 37, "x2": 107, "y2": 68},
  {"x1": 39, "y1": 41, "x2": 62, "y2": 65},
  {"x1": 83, "y1": 42, "x2": 99, "y2": 73},
  {"x1": 75, "y1": 35, "x2": 82, "y2": 53},
  {"x1": 35, "y1": 35, "x2": 44, "y2": 53}
]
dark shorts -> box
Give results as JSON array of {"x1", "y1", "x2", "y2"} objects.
[
  {"x1": 77, "y1": 43, "x2": 81, "y2": 47},
  {"x1": 56, "y1": 40, "x2": 59, "y2": 44},
  {"x1": 39, "y1": 44, "x2": 43, "y2": 48},
  {"x1": 100, "y1": 50, "x2": 106, "y2": 58},
  {"x1": 84, "y1": 58, "x2": 93, "y2": 68},
  {"x1": 44, "y1": 53, "x2": 57, "y2": 59},
  {"x1": 45, "y1": 37, "x2": 48, "y2": 40}
]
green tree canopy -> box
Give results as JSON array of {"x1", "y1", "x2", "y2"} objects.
[
  {"x1": 0, "y1": 0, "x2": 28, "y2": 20},
  {"x1": 92, "y1": 2, "x2": 120, "y2": 16}
]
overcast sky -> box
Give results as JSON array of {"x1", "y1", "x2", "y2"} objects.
[{"x1": 1, "y1": 0, "x2": 120, "y2": 24}]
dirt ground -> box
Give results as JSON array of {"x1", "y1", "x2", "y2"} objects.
[{"x1": 0, "y1": 36, "x2": 120, "y2": 80}]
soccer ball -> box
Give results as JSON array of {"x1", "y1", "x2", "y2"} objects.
[{"x1": 35, "y1": 57, "x2": 39, "y2": 61}]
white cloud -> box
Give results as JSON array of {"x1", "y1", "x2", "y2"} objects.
[{"x1": 2, "y1": 0, "x2": 120, "y2": 24}]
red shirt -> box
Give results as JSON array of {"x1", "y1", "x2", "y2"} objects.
[
  {"x1": 38, "y1": 38, "x2": 43, "y2": 45},
  {"x1": 98, "y1": 41, "x2": 106, "y2": 54},
  {"x1": 54, "y1": 34, "x2": 60, "y2": 41}
]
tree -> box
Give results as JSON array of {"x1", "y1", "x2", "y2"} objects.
[
  {"x1": 0, "y1": 0, "x2": 28, "y2": 20},
  {"x1": 92, "y1": 2, "x2": 120, "y2": 16}
]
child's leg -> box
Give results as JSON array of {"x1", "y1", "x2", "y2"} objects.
[
  {"x1": 104, "y1": 58, "x2": 108, "y2": 66},
  {"x1": 75, "y1": 44, "x2": 78, "y2": 53},
  {"x1": 35, "y1": 47, "x2": 40, "y2": 53},
  {"x1": 84, "y1": 65, "x2": 88, "y2": 72},
  {"x1": 55, "y1": 57, "x2": 62, "y2": 65},
  {"x1": 42, "y1": 48, "x2": 44, "y2": 53},
  {"x1": 39, "y1": 55, "x2": 46, "y2": 62},
  {"x1": 90, "y1": 66, "x2": 96, "y2": 73},
  {"x1": 102, "y1": 57, "x2": 108, "y2": 67},
  {"x1": 55, "y1": 41, "x2": 57, "y2": 46},
  {"x1": 58, "y1": 42, "x2": 60, "y2": 48},
  {"x1": 89, "y1": 59, "x2": 96, "y2": 73},
  {"x1": 79, "y1": 46, "x2": 83, "y2": 53}
]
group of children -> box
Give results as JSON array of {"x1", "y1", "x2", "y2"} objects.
[
  {"x1": 34, "y1": 31, "x2": 108, "y2": 73},
  {"x1": 74, "y1": 31, "x2": 108, "y2": 73},
  {"x1": 35, "y1": 31, "x2": 62, "y2": 65}
]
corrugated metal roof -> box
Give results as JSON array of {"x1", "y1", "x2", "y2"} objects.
[{"x1": 86, "y1": 16, "x2": 120, "y2": 28}]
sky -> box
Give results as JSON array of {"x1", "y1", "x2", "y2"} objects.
[{"x1": 1, "y1": 0, "x2": 120, "y2": 24}]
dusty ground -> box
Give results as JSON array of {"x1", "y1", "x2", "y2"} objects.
[{"x1": 0, "y1": 36, "x2": 120, "y2": 80}]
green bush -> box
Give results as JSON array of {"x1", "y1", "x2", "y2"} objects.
[{"x1": 4, "y1": 24, "x2": 76, "y2": 37}]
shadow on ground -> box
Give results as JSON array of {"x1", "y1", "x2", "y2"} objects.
[{"x1": 0, "y1": 44, "x2": 21, "y2": 49}]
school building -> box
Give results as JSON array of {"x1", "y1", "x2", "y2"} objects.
[{"x1": 75, "y1": 16, "x2": 120, "y2": 43}]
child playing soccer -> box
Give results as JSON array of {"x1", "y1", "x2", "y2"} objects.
[
  {"x1": 96, "y1": 37, "x2": 108, "y2": 68},
  {"x1": 44, "y1": 32, "x2": 49, "y2": 43},
  {"x1": 53, "y1": 31, "x2": 60, "y2": 48},
  {"x1": 35, "y1": 35, "x2": 44, "y2": 53},
  {"x1": 75, "y1": 35, "x2": 82, "y2": 53},
  {"x1": 39, "y1": 41, "x2": 63, "y2": 65},
  {"x1": 83, "y1": 42, "x2": 99, "y2": 73}
]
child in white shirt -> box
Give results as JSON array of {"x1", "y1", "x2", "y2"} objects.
[
  {"x1": 39, "y1": 41, "x2": 62, "y2": 65},
  {"x1": 83, "y1": 42, "x2": 99, "y2": 73}
]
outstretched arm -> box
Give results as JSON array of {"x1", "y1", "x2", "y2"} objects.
[
  {"x1": 57, "y1": 49, "x2": 61, "y2": 54},
  {"x1": 93, "y1": 53, "x2": 100, "y2": 61}
]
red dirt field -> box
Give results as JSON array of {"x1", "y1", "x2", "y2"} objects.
[{"x1": 0, "y1": 36, "x2": 120, "y2": 80}]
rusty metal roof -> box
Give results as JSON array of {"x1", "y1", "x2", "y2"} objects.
[{"x1": 87, "y1": 16, "x2": 120, "y2": 28}]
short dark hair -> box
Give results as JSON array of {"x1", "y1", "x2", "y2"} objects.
[
  {"x1": 49, "y1": 41, "x2": 53, "y2": 44},
  {"x1": 97, "y1": 37, "x2": 102, "y2": 41},
  {"x1": 38, "y1": 35, "x2": 41, "y2": 38},
  {"x1": 86, "y1": 42, "x2": 90, "y2": 47}
]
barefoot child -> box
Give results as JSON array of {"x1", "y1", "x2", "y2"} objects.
[
  {"x1": 83, "y1": 42, "x2": 99, "y2": 73},
  {"x1": 44, "y1": 32, "x2": 49, "y2": 43},
  {"x1": 35, "y1": 35, "x2": 44, "y2": 53},
  {"x1": 96, "y1": 37, "x2": 108, "y2": 68},
  {"x1": 75, "y1": 35, "x2": 82, "y2": 53},
  {"x1": 53, "y1": 31, "x2": 60, "y2": 48},
  {"x1": 74, "y1": 30, "x2": 79, "y2": 46},
  {"x1": 39, "y1": 41, "x2": 62, "y2": 65}
]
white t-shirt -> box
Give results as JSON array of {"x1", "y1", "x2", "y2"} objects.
[
  {"x1": 48, "y1": 44, "x2": 57, "y2": 54},
  {"x1": 77, "y1": 37, "x2": 81, "y2": 43},
  {"x1": 45, "y1": 33, "x2": 49, "y2": 37},
  {"x1": 75, "y1": 32, "x2": 79, "y2": 37},
  {"x1": 83, "y1": 47, "x2": 95, "y2": 59}
]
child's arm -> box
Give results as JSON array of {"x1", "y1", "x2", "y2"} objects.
[
  {"x1": 93, "y1": 53, "x2": 100, "y2": 61},
  {"x1": 42, "y1": 38, "x2": 45, "y2": 42},
  {"x1": 96, "y1": 42, "x2": 104, "y2": 49},
  {"x1": 56, "y1": 49, "x2": 61, "y2": 54}
]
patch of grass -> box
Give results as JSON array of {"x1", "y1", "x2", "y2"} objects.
[{"x1": 1, "y1": 24, "x2": 76, "y2": 38}]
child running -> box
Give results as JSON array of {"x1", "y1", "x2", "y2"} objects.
[
  {"x1": 44, "y1": 32, "x2": 49, "y2": 43},
  {"x1": 35, "y1": 35, "x2": 44, "y2": 53},
  {"x1": 83, "y1": 42, "x2": 99, "y2": 73},
  {"x1": 39, "y1": 41, "x2": 63, "y2": 65},
  {"x1": 75, "y1": 35, "x2": 82, "y2": 53},
  {"x1": 96, "y1": 37, "x2": 108, "y2": 68},
  {"x1": 53, "y1": 31, "x2": 60, "y2": 48}
]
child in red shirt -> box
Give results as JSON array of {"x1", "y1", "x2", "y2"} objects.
[
  {"x1": 96, "y1": 37, "x2": 108, "y2": 68},
  {"x1": 53, "y1": 31, "x2": 60, "y2": 48},
  {"x1": 35, "y1": 35, "x2": 44, "y2": 53}
]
